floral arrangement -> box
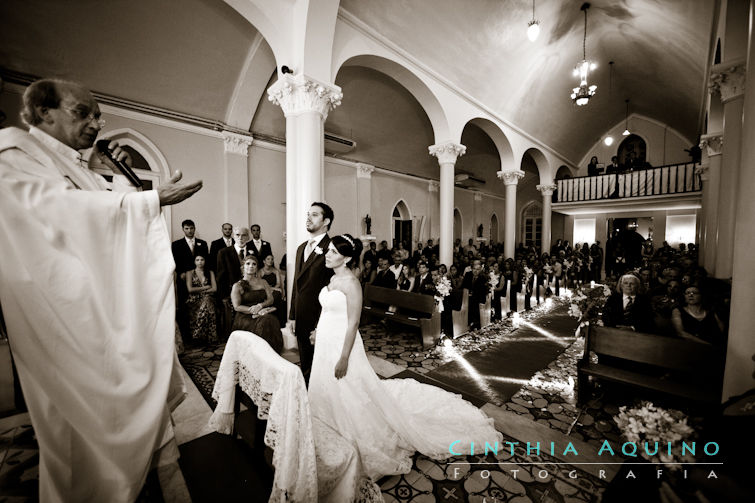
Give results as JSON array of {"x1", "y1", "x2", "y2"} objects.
[
  {"x1": 522, "y1": 266, "x2": 533, "y2": 293},
  {"x1": 433, "y1": 275, "x2": 452, "y2": 312},
  {"x1": 568, "y1": 283, "x2": 612, "y2": 334},
  {"x1": 563, "y1": 258, "x2": 573, "y2": 273},
  {"x1": 488, "y1": 271, "x2": 500, "y2": 296},
  {"x1": 614, "y1": 401, "x2": 696, "y2": 471}
]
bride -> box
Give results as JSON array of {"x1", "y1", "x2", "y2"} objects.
[{"x1": 309, "y1": 234, "x2": 503, "y2": 494}]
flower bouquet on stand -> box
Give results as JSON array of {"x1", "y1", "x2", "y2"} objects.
[{"x1": 568, "y1": 282, "x2": 612, "y2": 336}]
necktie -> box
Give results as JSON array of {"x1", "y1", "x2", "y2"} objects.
[
  {"x1": 625, "y1": 296, "x2": 634, "y2": 310},
  {"x1": 238, "y1": 248, "x2": 245, "y2": 262},
  {"x1": 304, "y1": 239, "x2": 315, "y2": 261}
]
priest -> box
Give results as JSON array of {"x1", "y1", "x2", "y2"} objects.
[{"x1": 0, "y1": 78, "x2": 202, "y2": 501}]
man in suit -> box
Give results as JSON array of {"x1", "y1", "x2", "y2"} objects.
[
  {"x1": 248, "y1": 224, "x2": 273, "y2": 261},
  {"x1": 372, "y1": 257, "x2": 398, "y2": 289},
  {"x1": 217, "y1": 226, "x2": 251, "y2": 338},
  {"x1": 412, "y1": 260, "x2": 435, "y2": 295},
  {"x1": 290, "y1": 202, "x2": 334, "y2": 377},
  {"x1": 171, "y1": 219, "x2": 208, "y2": 340},
  {"x1": 462, "y1": 258, "x2": 488, "y2": 330},
  {"x1": 602, "y1": 274, "x2": 654, "y2": 333},
  {"x1": 209, "y1": 222, "x2": 234, "y2": 272},
  {"x1": 362, "y1": 241, "x2": 378, "y2": 268}
]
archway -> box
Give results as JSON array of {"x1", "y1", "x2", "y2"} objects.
[
  {"x1": 392, "y1": 200, "x2": 412, "y2": 249},
  {"x1": 617, "y1": 134, "x2": 647, "y2": 168}
]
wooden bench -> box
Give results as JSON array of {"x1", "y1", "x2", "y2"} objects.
[
  {"x1": 577, "y1": 325, "x2": 723, "y2": 407},
  {"x1": 362, "y1": 284, "x2": 441, "y2": 348},
  {"x1": 451, "y1": 290, "x2": 469, "y2": 338}
]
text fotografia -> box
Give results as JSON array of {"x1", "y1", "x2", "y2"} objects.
[{"x1": 448, "y1": 440, "x2": 720, "y2": 458}]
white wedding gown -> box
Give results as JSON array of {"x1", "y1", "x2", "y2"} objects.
[{"x1": 309, "y1": 286, "x2": 503, "y2": 486}]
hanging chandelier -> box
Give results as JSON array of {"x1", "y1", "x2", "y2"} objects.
[
  {"x1": 622, "y1": 99, "x2": 631, "y2": 135},
  {"x1": 570, "y1": 3, "x2": 597, "y2": 106},
  {"x1": 527, "y1": 0, "x2": 540, "y2": 42}
]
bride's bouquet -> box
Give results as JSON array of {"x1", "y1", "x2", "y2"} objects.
[{"x1": 434, "y1": 275, "x2": 452, "y2": 312}]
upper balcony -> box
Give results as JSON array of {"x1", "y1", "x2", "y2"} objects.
[{"x1": 551, "y1": 162, "x2": 702, "y2": 215}]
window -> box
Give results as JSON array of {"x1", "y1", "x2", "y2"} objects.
[{"x1": 521, "y1": 202, "x2": 542, "y2": 249}]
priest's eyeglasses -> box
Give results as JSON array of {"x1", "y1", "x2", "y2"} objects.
[{"x1": 63, "y1": 106, "x2": 106, "y2": 128}]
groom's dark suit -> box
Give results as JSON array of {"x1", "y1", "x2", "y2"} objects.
[{"x1": 290, "y1": 235, "x2": 333, "y2": 374}]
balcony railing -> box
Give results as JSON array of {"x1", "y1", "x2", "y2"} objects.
[{"x1": 555, "y1": 162, "x2": 702, "y2": 203}]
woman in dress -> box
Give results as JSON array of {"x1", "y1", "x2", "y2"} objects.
[
  {"x1": 360, "y1": 257, "x2": 377, "y2": 288},
  {"x1": 396, "y1": 264, "x2": 415, "y2": 291},
  {"x1": 309, "y1": 234, "x2": 502, "y2": 492},
  {"x1": 230, "y1": 255, "x2": 283, "y2": 353},
  {"x1": 259, "y1": 253, "x2": 287, "y2": 327},
  {"x1": 185, "y1": 255, "x2": 218, "y2": 343},
  {"x1": 671, "y1": 285, "x2": 725, "y2": 345}
]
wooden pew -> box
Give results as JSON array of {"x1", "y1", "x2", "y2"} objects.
[
  {"x1": 451, "y1": 290, "x2": 469, "y2": 339},
  {"x1": 362, "y1": 284, "x2": 441, "y2": 348},
  {"x1": 577, "y1": 325, "x2": 724, "y2": 407}
]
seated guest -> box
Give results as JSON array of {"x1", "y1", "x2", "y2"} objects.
[
  {"x1": 412, "y1": 260, "x2": 435, "y2": 295},
  {"x1": 360, "y1": 257, "x2": 377, "y2": 287},
  {"x1": 651, "y1": 279, "x2": 682, "y2": 332},
  {"x1": 412, "y1": 242, "x2": 425, "y2": 265},
  {"x1": 602, "y1": 274, "x2": 654, "y2": 333},
  {"x1": 185, "y1": 255, "x2": 218, "y2": 344},
  {"x1": 372, "y1": 257, "x2": 397, "y2": 289},
  {"x1": 388, "y1": 251, "x2": 404, "y2": 280},
  {"x1": 671, "y1": 285, "x2": 725, "y2": 345},
  {"x1": 395, "y1": 240, "x2": 410, "y2": 262},
  {"x1": 397, "y1": 264, "x2": 415, "y2": 291},
  {"x1": 259, "y1": 253, "x2": 287, "y2": 327},
  {"x1": 231, "y1": 255, "x2": 282, "y2": 353}
]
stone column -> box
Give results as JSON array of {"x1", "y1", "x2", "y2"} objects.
[
  {"x1": 537, "y1": 183, "x2": 557, "y2": 255},
  {"x1": 710, "y1": 60, "x2": 746, "y2": 278},
  {"x1": 222, "y1": 131, "x2": 253, "y2": 227},
  {"x1": 498, "y1": 169, "x2": 525, "y2": 259},
  {"x1": 723, "y1": 0, "x2": 755, "y2": 401},
  {"x1": 697, "y1": 133, "x2": 723, "y2": 273},
  {"x1": 268, "y1": 74, "x2": 342, "y2": 303},
  {"x1": 427, "y1": 180, "x2": 439, "y2": 250},
  {"x1": 429, "y1": 142, "x2": 466, "y2": 267},
  {"x1": 356, "y1": 163, "x2": 375, "y2": 240}
]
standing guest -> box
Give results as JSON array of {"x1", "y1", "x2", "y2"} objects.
[
  {"x1": 231, "y1": 255, "x2": 282, "y2": 353},
  {"x1": 671, "y1": 286, "x2": 725, "y2": 345},
  {"x1": 462, "y1": 258, "x2": 488, "y2": 329},
  {"x1": 290, "y1": 202, "x2": 334, "y2": 377},
  {"x1": 0, "y1": 78, "x2": 201, "y2": 501},
  {"x1": 423, "y1": 239, "x2": 436, "y2": 259},
  {"x1": 172, "y1": 219, "x2": 208, "y2": 340},
  {"x1": 247, "y1": 223, "x2": 272, "y2": 262},
  {"x1": 209, "y1": 222, "x2": 234, "y2": 272},
  {"x1": 587, "y1": 156, "x2": 600, "y2": 176},
  {"x1": 395, "y1": 240, "x2": 410, "y2": 262},
  {"x1": 412, "y1": 242, "x2": 425, "y2": 265},
  {"x1": 590, "y1": 242, "x2": 603, "y2": 282},
  {"x1": 185, "y1": 255, "x2": 218, "y2": 344},
  {"x1": 448, "y1": 264, "x2": 464, "y2": 291},
  {"x1": 260, "y1": 253, "x2": 287, "y2": 327},
  {"x1": 376, "y1": 240, "x2": 392, "y2": 261},
  {"x1": 217, "y1": 227, "x2": 252, "y2": 338},
  {"x1": 606, "y1": 156, "x2": 621, "y2": 174},
  {"x1": 362, "y1": 241, "x2": 378, "y2": 268}
]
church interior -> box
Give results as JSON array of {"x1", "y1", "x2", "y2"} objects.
[{"x1": 1, "y1": 0, "x2": 755, "y2": 501}]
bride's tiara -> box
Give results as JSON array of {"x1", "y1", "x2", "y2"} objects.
[{"x1": 341, "y1": 234, "x2": 355, "y2": 247}]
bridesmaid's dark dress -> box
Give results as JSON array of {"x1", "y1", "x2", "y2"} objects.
[
  {"x1": 261, "y1": 271, "x2": 287, "y2": 327},
  {"x1": 231, "y1": 282, "x2": 283, "y2": 353}
]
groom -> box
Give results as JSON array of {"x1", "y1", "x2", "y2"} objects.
[{"x1": 290, "y1": 202, "x2": 334, "y2": 377}]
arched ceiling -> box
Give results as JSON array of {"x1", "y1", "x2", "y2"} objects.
[
  {"x1": 1, "y1": 0, "x2": 714, "y2": 169},
  {"x1": 340, "y1": 0, "x2": 714, "y2": 161}
]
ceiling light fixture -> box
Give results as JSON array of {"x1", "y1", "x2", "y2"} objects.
[
  {"x1": 527, "y1": 0, "x2": 540, "y2": 42},
  {"x1": 622, "y1": 98, "x2": 631, "y2": 136},
  {"x1": 570, "y1": 3, "x2": 597, "y2": 106}
]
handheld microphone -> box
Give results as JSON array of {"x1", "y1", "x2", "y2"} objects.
[{"x1": 95, "y1": 140, "x2": 143, "y2": 190}]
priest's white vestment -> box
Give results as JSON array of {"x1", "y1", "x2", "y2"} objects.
[{"x1": 0, "y1": 126, "x2": 179, "y2": 502}]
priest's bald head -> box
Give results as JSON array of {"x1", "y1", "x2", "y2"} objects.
[{"x1": 21, "y1": 79, "x2": 103, "y2": 151}]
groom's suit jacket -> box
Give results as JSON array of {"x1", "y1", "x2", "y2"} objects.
[{"x1": 290, "y1": 234, "x2": 334, "y2": 372}]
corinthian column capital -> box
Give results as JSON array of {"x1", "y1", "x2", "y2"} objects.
[
  {"x1": 497, "y1": 169, "x2": 525, "y2": 186},
  {"x1": 536, "y1": 183, "x2": 557, "y2": 196},
  {"x1": 356, "y1": 163, "x2": 375, "y2": 178},
  {"x1": 699, "y1": 133, "x2": 723, "y2": 157},
  {"x1": 222, "y1": 131, "x2": 253, "y2": 157},
  {"x1": 429, "y1": 141, "x2": 466, "y2": 165},
  {"x1": 428, "y1": 180, "x2": 440, "y2": 192},
  {"x1": 709, "y1": 59, "x2": 746, "y2": 103},
  {"x1": 267, "y1": 74, "x2": 343, "y2": 119}
]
